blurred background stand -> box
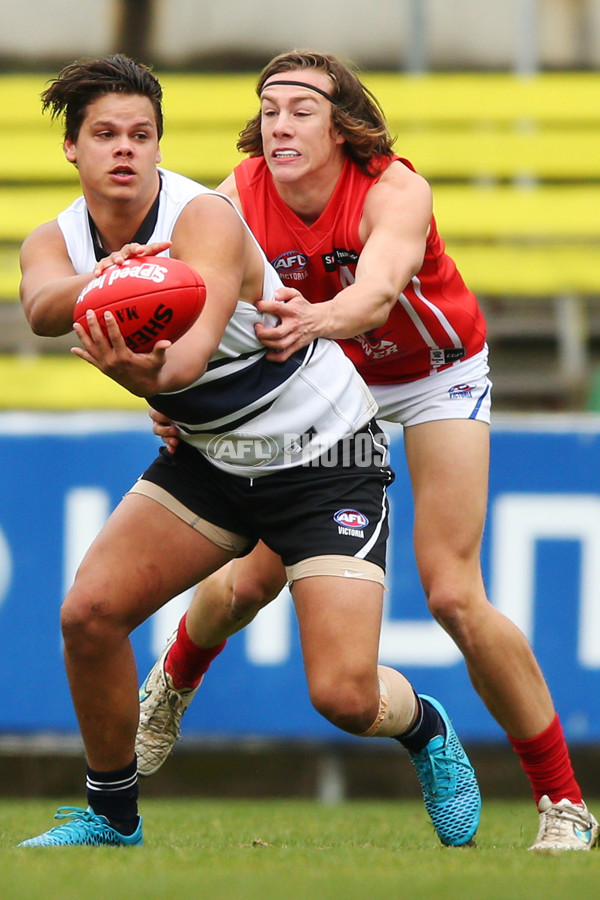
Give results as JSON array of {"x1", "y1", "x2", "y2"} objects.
[{"x1": 115, "y1": 0, "x2": 156, "y2": 62}]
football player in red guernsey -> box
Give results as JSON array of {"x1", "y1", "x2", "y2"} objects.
[{"x1": 137, "y1": 50, "x2": 597, "y2": 852}]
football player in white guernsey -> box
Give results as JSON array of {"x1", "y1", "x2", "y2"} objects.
[{"x1": 18, "y1": 55, "x2": 481, "y2": 850}]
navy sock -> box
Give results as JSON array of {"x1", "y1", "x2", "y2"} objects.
[
  {"x1": 395, "y1": 695, "x2": 446, "y2": 753},
  {"x1": 86, "y1": 756, "x2": 139, "y2": 835}
]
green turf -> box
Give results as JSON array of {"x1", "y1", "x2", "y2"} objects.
[{"x1": 1, "y1": 798, "x2": 598, "y2": 900}]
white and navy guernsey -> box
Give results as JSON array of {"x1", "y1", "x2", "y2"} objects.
[
  {"x1": 58, "y1": 168, "x2": 377, "y2": 477},
  {"x1": 149, "y1": 271, "x2": 376, "y2": 476},
  {"x1": 57, "y1": 167, "x2": 209, "y2": 269}
]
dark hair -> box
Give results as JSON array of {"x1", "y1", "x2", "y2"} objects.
[
  {"x1": 237, "y1": 50, "x2": 395, "y2": 175},
  {"x1": 41, "y1": 54, "x2": 163, "y2": 142}
]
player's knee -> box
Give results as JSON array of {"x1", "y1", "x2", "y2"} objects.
[
  {"x1": 308, "y1": 676, "x2": 378, "y2": 735},
  {"x1": 230, "y1": 575, "x2": 280, "y2": 622},
  {"x1": 426, "y1": 579, "x2": 481, "y2": 637},
  {"x1": 60, "y1": 588, "x2": 124, "y2": 657},
  {"x1": 427, "y1": 588, "x2": 463, "y2": 624}
]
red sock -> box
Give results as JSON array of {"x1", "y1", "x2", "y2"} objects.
[
  {"x1": 509, "y1": 714, "x2": 582, "y2": 805},
  {"x1": 165, "y1": 613, "x2": 226, "y2": 690}
]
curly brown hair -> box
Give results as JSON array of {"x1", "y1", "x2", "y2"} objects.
[
  {"x1": 237, "y1": 50, "x2": 395, "y2": 175},
  {"x1": 41, "y1": 54, "x2": 163, "y2": 143}
]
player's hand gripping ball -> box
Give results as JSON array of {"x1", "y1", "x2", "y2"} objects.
[{"x1": 74, "y1": 256, "x2": 206, "y2": 353}]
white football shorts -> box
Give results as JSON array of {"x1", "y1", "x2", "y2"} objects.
[{"x1": 369, "y1": 345, "x2": 492, "y2": 428}]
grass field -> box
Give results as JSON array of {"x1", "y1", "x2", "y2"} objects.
[{"x1": 1, "y1": 798, "x2": 598, "y2": 899}]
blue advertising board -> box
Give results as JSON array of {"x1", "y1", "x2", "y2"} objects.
[{"x1": 1, "y1": 411, "x2": 600, "y2": 743}]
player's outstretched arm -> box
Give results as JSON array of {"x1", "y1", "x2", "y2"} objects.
[{"x1": 20, "y1": 221, "x2": 93, "y2": 336}]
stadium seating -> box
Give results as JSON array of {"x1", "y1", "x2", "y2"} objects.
[{"x1": 1, "y1": 72, "x2": 599, "y2": 409}]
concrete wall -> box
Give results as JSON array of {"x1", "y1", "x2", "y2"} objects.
[
  {"x1": 1, "y1": 0, "x2": 599, "y2": 70},
  {"x1": 0, "y1": 0, "x2": 116, "y2": 60}
]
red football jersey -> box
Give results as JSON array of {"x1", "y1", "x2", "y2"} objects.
[{"x1": 234, "y1": 155, "x2": 486, "y2": 384}]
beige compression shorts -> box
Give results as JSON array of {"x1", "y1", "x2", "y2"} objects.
[{"x1": 129, "y1": 481, "x2": 385, "y2": 585}]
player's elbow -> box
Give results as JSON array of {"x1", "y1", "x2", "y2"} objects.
[
  {"x1": 367, "y1": 286, "x2": 400, "y2": 330},
  {"x1": 23, "y1": 300, "x2": 69, "y2": 337},
  {"x1": 27, "y1": 313, "x2": 55, "y2": 337},
  {"x1": 372, "y1": 298, "x2": 395, "y2": 330}
]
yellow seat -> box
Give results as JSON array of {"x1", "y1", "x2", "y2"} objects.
[
  {"x1": 0, "y1": 354, "x2": 146, "y2": 410},
  {"x1": 2, "y1": 72, "x2": 600, "y2": 409}
]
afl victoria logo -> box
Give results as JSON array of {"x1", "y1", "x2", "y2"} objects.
[
  {"x1": 333, "y1": 509, "x2": 370, "y2": 528},
  {"x1": 448, "y1": 383, "x2": 475, "y2": 399},
  {"x1": 272, "y1": 250, "x2": 308, "y2": 279}
]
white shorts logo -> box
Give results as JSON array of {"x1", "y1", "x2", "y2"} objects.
[{"x1": 449, "y1": 383, "x2": 475, "y2": 400}]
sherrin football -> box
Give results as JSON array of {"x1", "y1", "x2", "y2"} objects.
[{"x1": 74, "y1": 256, "x2": 206, "y2": 353}]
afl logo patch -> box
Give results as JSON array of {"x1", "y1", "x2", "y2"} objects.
[
  {"x1": 272, "y1": 250, "x2": 308, "y2": 280},
  {"x1": 333, "y1": 509, "x2": 369, "y2": 528},
  {"x1": 449, "y1": 383, "x2": 475, "y2": 399}
]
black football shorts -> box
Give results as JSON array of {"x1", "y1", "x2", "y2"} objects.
[{"x1": 137, "y1": 419, "x2": 394, "y2": 570}]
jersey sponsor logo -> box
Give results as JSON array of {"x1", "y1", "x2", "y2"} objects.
[
  {"x1": 321, "y1": 247, "x2": 360, "y2": 272},
  {"x1": 449, "y1": 383, "x2": 475, "y2": 400},
  {"x1": 207, "y1": 432, "x2": 279, "y2": 466},
  {"x1": 334, "y1": 509, "x2": 369, "y2": 538},
  {"x1": 430, "y1": 347, "x2": 466, "y2": 367},
  {"x1": 271, "y1": 250, "x2": 309, "y2": 281}
]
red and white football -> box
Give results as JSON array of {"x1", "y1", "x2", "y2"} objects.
[{"x1": 74, "y1": 256, "x2": 206, "y2": 353}]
